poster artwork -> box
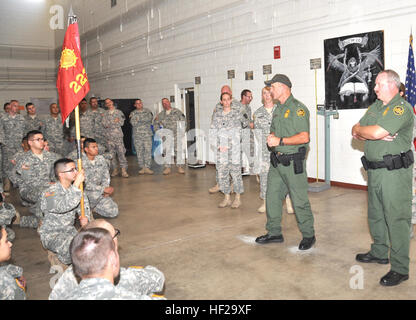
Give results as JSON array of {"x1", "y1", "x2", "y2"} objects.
[{"x1": 324, "y1": 31, "x2": 384, "y2": 109}]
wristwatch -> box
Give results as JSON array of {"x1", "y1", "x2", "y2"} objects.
[{"x1": 279, "y1": 137, "x2": 284, "y2": 146}]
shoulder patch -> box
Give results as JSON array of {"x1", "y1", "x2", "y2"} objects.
[
  {"x1": 393, "y1": 105, "x2": 404, "y2": 116},
  {"x1": 296, "y1": 108, "x2": 305, "y2": 117}
]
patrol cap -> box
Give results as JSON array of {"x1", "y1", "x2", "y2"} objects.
[{"x1": 264, "y1": 74, "x2": 292, "y2": 88}]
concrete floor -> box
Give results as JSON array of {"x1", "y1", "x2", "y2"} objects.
[{"x1": 7, "y1": 156, "x2": 416, "y2": 299}]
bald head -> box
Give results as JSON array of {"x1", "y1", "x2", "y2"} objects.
[
  {"x1": 221, "y1": 85, "x2": 232, "y2": 96},
  {"x1": 85, "y1": 219, "x2": 118, "y2": 249}
]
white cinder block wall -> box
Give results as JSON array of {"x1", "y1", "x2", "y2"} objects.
[{"x1": 3, "y1": 0, "x2": 416, "y2": 186}]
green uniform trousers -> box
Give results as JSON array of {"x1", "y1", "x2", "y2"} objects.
[
  {"x1": 368, "y1": 166, "x2": 412, "y2": 275},
  {"x1": 265, "y1": 160, "x2": 314, "y2": 238}
]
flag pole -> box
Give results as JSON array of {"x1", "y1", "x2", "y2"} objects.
[{"x1": 74, "y1": 105, "x2": 85, "y2": 218}]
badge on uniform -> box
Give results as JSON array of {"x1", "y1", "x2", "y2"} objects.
[
  {"x1": 296, "y1": 108, "x2": 305, "y2": 117},
  {"x1": 284, "y1": 109, "x2": 290, "y2": 118},
  {"x1": 393, "y1": 106, "x2": 404, "y2": 116}
]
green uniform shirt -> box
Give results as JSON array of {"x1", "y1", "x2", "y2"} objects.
[
  {"x1": 359, "y1": 93, "x2": 414, "y2": 161},
  {"x1": 270, "y1": 94, "x2": 310, "y2": 153}
]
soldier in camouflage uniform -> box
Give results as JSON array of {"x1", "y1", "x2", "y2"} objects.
[
  {"x1": 129, "y1": 99, "x2": 154, "y2": 175},
  {"x1": 0, "y1": 194, "x2": 19, "y2": 242},
  {"x1": 63, "y1": 226, "x2": 164, "y2": 300},
  {"x1": 253, "y1": 87, "x2": 294, "y2": 214},
  {"x1": 239, "y1": 89, "x2": 254, "y2": 176},
  {"x1": 89, "y1": 97, "x2": 107, "y2": 147},
  {"x1": 16, "y1": 131, "x2": 60, "y2": 229},
  {"x1": 68, "y1": 99, "x2": 96, "y2": 155},
  {"x1": 102, "y1": 99, "x2": 129, "y2": 178},
  {"x1": 24, "y1": 102, "x2": 44, "y2": 134},
  {"x1": 154, "y1": 98, "x2": 187, "y2": 175},
  {"x1": 0, "y1": 227, "x2": 26, "y2": 300},
  {"x1": 9, "y1": 136, "x2": 29, "y2": 189},
  {"x1": 210, "y1": 92, "x2": 248, "y2": 208},
  {"x1": 49, "y1": 219, "x2": 165, "y2": 300},
  {"x1": 209, "y1": 86, "x2": 250, "y2": 194},
  {"x1": 0, "y1": 101, "x2": 26, "y2": 192},
  {"x1": 81, "y1": 138, "x2": 118, "y2": 218},
  {"x1": 43, "y1": 103, "x2": 65, "y2": 155},
  {"x1": 39, "y1": 158, "x2": 91, "y2": 265}
]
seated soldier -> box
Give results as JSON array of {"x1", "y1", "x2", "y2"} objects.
[
  {"x1": 49, "y1": 219, "x2": 165, "y2": 300},
  {"x1": 9, "y1": 135, "x2": 29, "y2": 191},
  {"x1": 0, "y1": 193, "x2": 20, "y2": 242},
  {"x1": 64, "y1": 226, "x2": 163, "y2": 299},
  {"x1": 15, "y1": 130, "x2": 60, "y2": 228},
  {"x1": 81, "y1": 138, "x2": 118, "y2": 218},
  {"x1": 0, "y1": 226, "x2": 26, "y2": 299},
  {"x1": 38, "y1": 158, "x2": 92, "y2": 266},
  {"x1": 67, "y1": 136, "x2": 112, "y2": 171}
]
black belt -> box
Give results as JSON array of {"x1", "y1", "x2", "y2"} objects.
[
  {"x1": 271, "y1": 146, "x2": 306, "y2": 174},
  {"x1": 361, "y1": 150, "x2": 414, "y2": 171}
]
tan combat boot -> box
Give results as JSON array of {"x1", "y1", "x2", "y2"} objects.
[
  {"x1": 218, "y1": 194, "x2": 232, "y2": 208},
  {"x1": 138, "y1": 168, "x2": 145, "y2": 175},
  {"x1": 231, "y1": 193, "x2": 241, "y2": 209},
  {"x1": 3, "y1": 178, "x2": 10, "y2": 192},
  {"x1": 121, "y1": 168, "x2": 129, "y2": 178},
  {"x1": 144, "y1": 167, "x2": 154, "y2": 175},
  {"x1": 209, "y1": 184, "x2": 220, "y2": 194},
  {"x1": 13, "y1": 210, "x2": 21, "y2": 225},
  {"x1": 177, "y1": 166, "x2": 185, "y2": 174},
  {"x1": 285, "y1": 196, "x2": 294, "y2": 214},
  {"x1": 163, "y1": 167, "x2": 171, "y2": 175},
  {"x1": 111, "y1": 167, "x2": 119, "y2": 177},
  {"x1": 257, "y1": 199, "x2": 266, "y2": 213}
]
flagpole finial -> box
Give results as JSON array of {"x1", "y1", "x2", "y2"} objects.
[{"x1": 68, "y1": 5, "x2": 77, "y2": 25}]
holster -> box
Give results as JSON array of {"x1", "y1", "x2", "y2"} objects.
[
  {"x1": 270, "y1": 151, "x2": 279, "y2": 168},
  {"x1": 361, "y1": 156, "x2": 369, "y2": 171},
  {"x1": 293, "y1": 147, "x2": 306, "y2": 174}
]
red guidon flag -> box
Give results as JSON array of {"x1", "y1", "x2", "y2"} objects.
[{"x1": 56, "y1": 19, "x2": 90, "y2": 123}]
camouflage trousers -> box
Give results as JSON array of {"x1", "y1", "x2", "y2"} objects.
[
  {"x1": 87, "y1": 191, "x2": 119, "y2": 218},
  {"x1": 259, "y1": 160, "x2": 270, "y2": 200},
  {"x1": 108, "y1": 138, "x2": 128, "y2": 169},
  {"x1": 216, "y1": 149, "x2": 244, "y2": 194},
  {"x1": 19, "y1": 186, "x2": 46, "y2": 228},
  {"x1": 40, "y1": 227, "x2": 78, "y2": 265},
  {"x1": 133, "y1": 134, "x2": 152, "y2": 168},
  {"x1": 3, "y1": 146, "x2": 19, "y2": 180}
]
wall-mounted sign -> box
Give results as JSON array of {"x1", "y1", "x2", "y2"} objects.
[
  {"x1": 310, "y1": 58, "x2": 322, "y2": 70},
  {"x1": 274, "y1": 46, "x2": 281, "y2": 59},
  {"x1": 245, "y1": 71, "x2": 253, "y2": 80},
  {"x1": 195, "y1": 76, "x2": 201, "y2": 84},
  {"x1": 263, "y1": 64, "x2": 272, "y2": 75},
  {"x1": 227, "y1": 70, "x2": 235, "y2": 79},
  {"x1": 170, "y1": 95, "x2": 175, "y2": 102}
]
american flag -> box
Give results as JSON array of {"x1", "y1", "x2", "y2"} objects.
[{"x1": 405, "y1": 33, "x2": 416, "y2": 112}]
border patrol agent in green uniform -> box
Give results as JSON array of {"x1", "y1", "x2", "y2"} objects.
[
  {"x1": 255, "y1": 74, "x2": 316, "y2": 250},
  {"x1": 352, "y1": 70, "x2": 414, "y2": 286}
]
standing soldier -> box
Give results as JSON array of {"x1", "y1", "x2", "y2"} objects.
[
  {"x1": 24, "y1": 102, "x2": 43, "y2": 133},
  {"x1": 43, "y1": 103, "x2": 65, "y2": 155},
  {"x1": 102, "y1": 98, "x2": 128, "y2": 178},
  {"x1": 82, "y1": 138, "x2": 119, "y2": 218},
  {"x1": 154, "y1": 98, "x2": 187, "y2": 175},
  {"x1": 0, "y1": 100, "x2": 25, "y2": 193},
  {"x1": 69, "y1": 98, "x2": 95, "y2": 143},
  {"x1": 352, "y1": 70, "x2": 414, "y2": 286},
  {"x1": 39, "y1": 158, "x2": 91, "y2": 266},
  {"x1": 129, "y1": 99, "x2": 154, "y2": 175},
  {"x1": 89, "y1": 97, "x2": 106, "y2": 147},
  {"x1": 255, "y1": 74, "x2": 316, "y2": 250}
]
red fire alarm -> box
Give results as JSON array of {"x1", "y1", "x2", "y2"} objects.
[{"x1": 274, "y1": 46, "x2": 281, "y2": 59}]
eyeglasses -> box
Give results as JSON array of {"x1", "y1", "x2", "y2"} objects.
[
  {"x1": 113, "y1": 229, "x2": 120, "y2": 239},
  {"x1": 60, "y1": 167, "x2": 77, "y2": 173},
  {"x1": 31, "y1": 138, "x2": 44, "y2": 142}
]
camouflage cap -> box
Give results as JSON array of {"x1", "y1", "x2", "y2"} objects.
[{"x1": 264, "y1": 74, "x2": 292, "y2": 88}]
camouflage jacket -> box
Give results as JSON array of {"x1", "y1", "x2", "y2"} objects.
[
  {"x1": 90, "y1": 108, "x2": 106, "y2": 141},
  {"x1": 253, "y1": 105, "x2": 276, "y2": 158},
  {"x1": 69, "y1": 110, "x2": 95, "y2": 139},
  {"x1": 43, "y1": 115, "x2": 64, "y2": 144},
  {"x1": 129, "y1": 108, "x2": 154, "y2": 137},
  {"x1": 49, "y1": 265, "x2": 165, "y2": 300},
  {"x1": 24, "y1": 114, "x2": 44, "y2": 133},
  {"x1": 0, "y1": 113, "x2": 26, "y2": 149},
  {"x1": 154, "y1": 108, "x2": 186, "y2": 133},
  {"x1": 0, "y1": 264, "x2": 26, "y2": 300},
  {"x1": 81, "y1": 154, "x2": 110, "y2": 194},
  {"x1": 212, "y1": 99, "x2": 250, "y2": 128},
  {"x1": 102, "y1": 109, "x2": 125, "y2": 139},
  {"x1": 0, "y1": 202, "x2": 17, "y2": 226}
]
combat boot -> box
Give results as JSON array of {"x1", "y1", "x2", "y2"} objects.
[
  {"x1": 111, "y1": 167, "x2": 120, "y2": 177},
  {"x1": 144, "y1": 167, "x2": 154, "y2": 175},
  {"x1": 3, "y1": 178, "x2": 10, "y2": 192},
  {"x1": 138, "y1": 168, "x2": 145, "y2": 175},
  {"x1": 257, "y1": 199, "x2": 266, "y2": 213},
  {"x1": 13, "y1": 210, "x2": 20, "y2": 225},
  {"x1": 163, "y1": 167, "x2": 171, "y2": 175},
  {"x1": 218, "y1": 194, "x2": 232, "y2": 208},
  {"x1": 209, "y1": 184, "x2": 220, "y2": 194},
  {"x1": 121, "y1": 168, "x2": 129, "y2": 178},
  {"x1": 178, "y1": 166, "x2": 185, "y2": 174},
  {"x1": 231, "y1": 193, "x2": 241, "y2": 209},
  {"x1": 285, "y1": 196, "x2": 294, "y2": 214}
]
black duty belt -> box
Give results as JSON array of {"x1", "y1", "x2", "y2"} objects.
[
  {"x1": 361, "y1": 150, "x2": 414, "y2": 171},
  {"x1": 270, "y1": 146, "x2": 306, "y2": 174}
]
